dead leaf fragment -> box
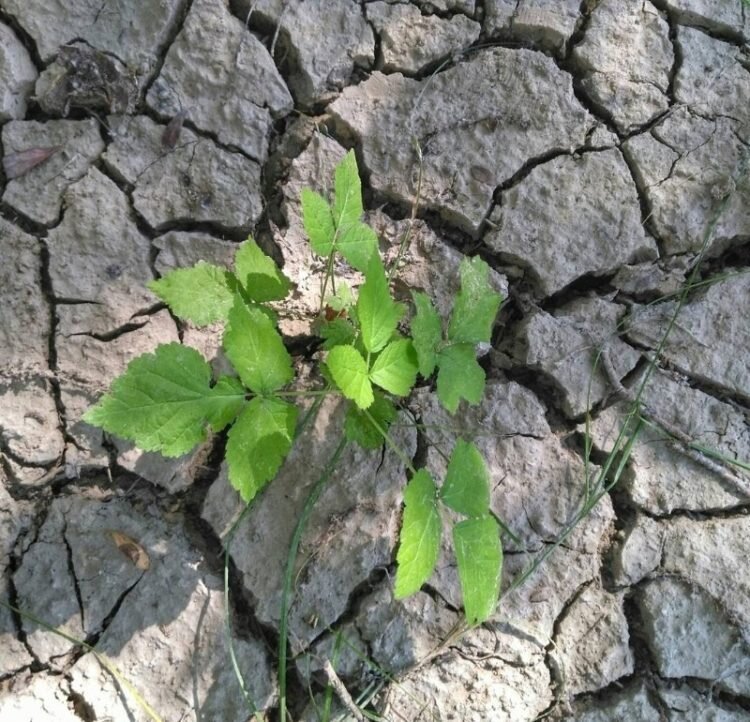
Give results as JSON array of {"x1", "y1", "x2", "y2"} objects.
[
  {"x1": 110, "y1": 530, "x2": 150, "y2": 571},
  {"x1": 3, "y1": 146, "x2": 62, "y2": 180}
]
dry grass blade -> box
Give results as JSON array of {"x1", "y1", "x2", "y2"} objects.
[{"x1": 3, "y1": 145, "x2": 62, "y2": 179}]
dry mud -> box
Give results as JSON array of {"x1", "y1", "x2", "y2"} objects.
[{"x1": 1, "y1": 1, "x2": 749, "y2": 720}]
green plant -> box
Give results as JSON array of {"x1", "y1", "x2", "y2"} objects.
[{"x1": 84, "y1": 150, "x2": 505, "y2": 625}]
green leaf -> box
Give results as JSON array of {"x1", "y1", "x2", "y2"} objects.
[
  {"x1": 326, "y1": 345, "x2": 373, "y2": 409},
  {"x1": 333, "y1": 150, "x2": 363, "y2": 234},
  {"x1": 410, "y1": 292, "x2": 442, "y2": 378},
  {"x1": 83, "y1": 343, "x2": 245, "y2": 457},
  {"x1": 148, "y1": 262, "x2": 234, "y2": 327},
  {"x1": 301, "y1": 188, "x2": 336, "y2": 257},
  {"x1": 225, "y1": 397, "x2": 298, "y2": 503},
  {"x1": 234, "y1": 238, "x2": 291, "y2": 302},
  {"x1": 207, "y1": 375, "x2": 247, "y2": 431},
  {"x1": 394, "y1": 469, "x2": 442, "y2": 598},
  {"x1": 436, "y1": 343, "x2": 485, "y2": 413},
  {"x1": 223, "y1": 296, "x2": 293, "y2": 394},
  {"x1": 338, "y1": 221, "x2": 378, "y2": 272},
  {"x1": 453, "y1": 516, "x2": 502, "y2": 624},
  {"x1": 440, "y1": 440, "x2": 490, "y2": 517},
  {"x1": 319, "y1": 317, "x2": 357, "y2": 350},
  {"x1": 357, "y1": 254, "x2": 404, "y2": 354},
  {"x1": 447, "y1": 256, "x2": 502, "y2": 344},
  {"x1": 344, "y1": 392, "x2": 397, "y2": 449},
  {"x1": 369, "y1": 339, "x2": 418, "y2": 397},
  {"x1": 325, "y1": 283, "x2": 355, "y2": 312}
]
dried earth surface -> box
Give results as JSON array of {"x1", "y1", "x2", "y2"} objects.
[{"x1": 1, "y1": 1, "x2": 749, "y2": 720}]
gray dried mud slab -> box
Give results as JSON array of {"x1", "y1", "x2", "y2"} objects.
[
  {"x1": 1, "y1": 0, "x2": 187, "y2": 76},
  {"x1": 234, "y1": 0, "x2": 374, "y2": 108},
  {"x1": 202, "y1": 396, "x2": 416, "y2": 653},
  {"x1": 510, "y1": 297, "x2": 640, "y2": 418},
  {"x1": 146, "y1": 0, "x2": 292, "y2": 163},
  {"x1": 367, "y1": 2, "x2": 480, "y2": 75},
  {"x1": 622, "y1": 109, "x2": 750, "y2": 256},
  {"x1": 657, "y1": 684, "x2": 750, "y2": 721},
  {"x1": 103, "y1": 114, "x2": 262, "y2": 232},
  {"x1": 47, "y1": 167, "x2": 155, "y2": 336},
  {"x1": 658, "y1": 0, "x2": 748, "y2": 37},
  {"x1": 626, "y1": 271, "x2": 750, "y2": 402},
  {"x1": 0, "y1": 22, "x2": 37, "y2": 122},
  {"x1": 572, "y1": 681, "x2": 661, "y2": 721},
  {"x1": 637, "y1": 578, "x2": 750, "y2": 696},
  {"x1": 2, "y1": 119, "x2": 104, "y2": 226},
  {"x1": 571, "y1": 0, "x2": 672, "y2": 133},
  {"x1": 13, "y1": 490, "x2": 275, "y2": 719},
  {"x1": 554, "y1": 585, "x2": 633, "y2": 696},
  {"x1": 0, "y1": 674, "x2": 80, "y2": 722},
  {"x1": 486, "y1": 149, "x2": 658, "y2": 297},
  {"x1": 588, "y1": 368, "x2": 750, "y2": 513},
  {"x1": 330, "y1": 48, "x2": 593, "y2": 235}
]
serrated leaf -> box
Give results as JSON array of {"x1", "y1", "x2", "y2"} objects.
[
  {"x1": 223, "y1": 296, "x2": 293, "y2": 394},
  {"x1": 149, "y1": 262, "x2": 234, "y2": 327},
  {"x1": 207, "y1": 375, "x2": 247, "y2": 431},
  {"x1": 84, "y1": 343, "x2": 245, "y2": 457},
  {"x1": 326, "y1": 283, "x2": 355, "y2": 312},
  {"x1": 440, "y1": 440, "x2": 490, "y2": 517},
  {"x1": 369, "y1": 339, "x2": 418, "y2": 396},
  {"x1": 394, "y1": 469, "x2": 441, "y2": 598},
  {"x1": 327, "y1": 345, "x2": 373, "y2": 409},
  {"x1": 447, "y1": 256, "x2": 502, "y2": 344},
  {"x1": 225, "y1": 397, "x2": 298, "y2": 502},
  {"x1": 411, "y1": 292, "x2": 442, "y2": 378},
  {"x1": 453, "y1": 516, "x2": 502, "y2": 624},
  {"x1": 234, "y1": 238, "x2": 291, "y2": 302},
  {"x1": 344, "y1": 392, "x2": 397, "y2": 449},
  {"x1": 301, "y1": 188, "x2": 336, "y2": 257},
  {"x1": 319, "y1": 317, "x2": 356, "y2": 350},
  {"x1": 338, "y1": 221, "x2": 378, "y2": 272},
  {"x1": 436, "y1": 343, "x2": 485, "y2": 414},
  {"x1": 357, "y1": 254, "x2": 404, "y2": 354},
  {"x1": 333, "y1": 150, "x2": 363, "y2": 233}
]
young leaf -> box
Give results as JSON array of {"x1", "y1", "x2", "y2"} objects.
[
  {"x1": 301, "y1": 188, "x2": 335, "y2": 257},
  {"x1": 447, "y1": 256, "x2": 502, "y2": 344},
  {"x1": 223, "y1": 296, "x2": 293, "y2": 394},
  {"x1": 394, "y1": 469, "x2": 442, "y2": 598},
  {"x1": 226, "y1": 397, "x2": 298, "y2": 502},
  {"x1": 436, "y1": 343, "x2": 485, "y2": 413},
  {"x1": 453, "y1": 516, "x2": 502, "y2": 624},
  {"x1": 326, "y1": 345, "x2": 374, "y2": 409},
  {"x1": 440, "y1": 440, "x2": 490, "y2": 517},
  {"x1": 369, "y1": 339, "x2": 418, "y2": 397},
  {"x1": 208, "y1": 375, "x2": 248, "y2": 431},
  {"x1": 83, "y1": 343, "x2": 245, "y2": 457},
  {"x1": 337, "y1": 221, "x2": 378, "y2": 272},
  {"x1": 344, "y1": 392, "x2": 397, "y2": 449},
  {"x1": 326, "y1": 283, "x2": 355, "y2": 312},
  {"x1": 357, "y1": 254, "x2": 404, "y2": 354},
  {"x1": 234, "y1": 238, "x2": 291, "y2": 302},
  {"x1": 319, "y1": 317, "x2": 356, "y2": 350},
  {"x1": 148, "y1": 262, "x2": 234, "y2": 327},
  {"x1": 410, "y1": 292, "x2": 442, "y2": 378},
  {"x1": 333, "y1": 150, "x2": 364, "y2": 234}
]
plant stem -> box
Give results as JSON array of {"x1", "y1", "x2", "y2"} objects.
[
  {"x1": 364, "y1": 408, "x2": 417, "y2": 475},
  {"x1": 278, "y1": 437, "x2": 349, "y2": 722}
]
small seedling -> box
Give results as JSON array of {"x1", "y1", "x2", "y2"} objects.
[{"x1": 85, "y1": 150, "x2": 505, "y2": 624}]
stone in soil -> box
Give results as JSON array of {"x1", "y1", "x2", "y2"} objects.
[
  {"x1": 509, "y1": 296, "x2": 641, "y2": 418},
  {"x1": 622, "y1": 108, "x2": 750, "y2": 256},
  {"x1": 553, "y1": 584, "x2": 634, "y2": 696},
  {"x1": 103, "y1": 114, "x2": 263, "y2": 233},
  {"x1": 485, "y1": 149, "x2": 658, "y2": 297},
  {"x1": 146, "y1": 0, "x2": 292, "y2": 164},
  {"x1": 233, "y1": 0, "x2": 375, "y2": 108},
  {"x1": 1, "y1": 0, "x2": 186, "y2": 76},
  {"x1": 637, "y1": 578, "x2": 750, "y2": 696},
  {"x1": 2, "y1": 119, "x2": 105, "y2": 226},
  {"x1": 330, "y1": 47, "x2": 593, "y2": 235},
  {"x1": 587, "y1": 367, "x2": 750, "y2": 514},
  {"x1": 571, "y1": 0, "x2": 672, "y2": 133},
  {"x1": 0, "y1": 22, "x2": 37, "y2": 122},
  {"x1": 367, "y1": 2, "x2": 480, "y2": 75},
  {"x1": 12, "y1": 489, "x2": 276, "y2": 719},
  {"x1": 47, "y1": 167, "x2": 155, "y2": 337},
  {"x1": 625, "y1": 270, "x2": 750, "y2": 403}
]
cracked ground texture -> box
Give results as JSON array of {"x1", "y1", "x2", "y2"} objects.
[{"x1": 0, "y1": 0, "x2": 749, "y2": 720}]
